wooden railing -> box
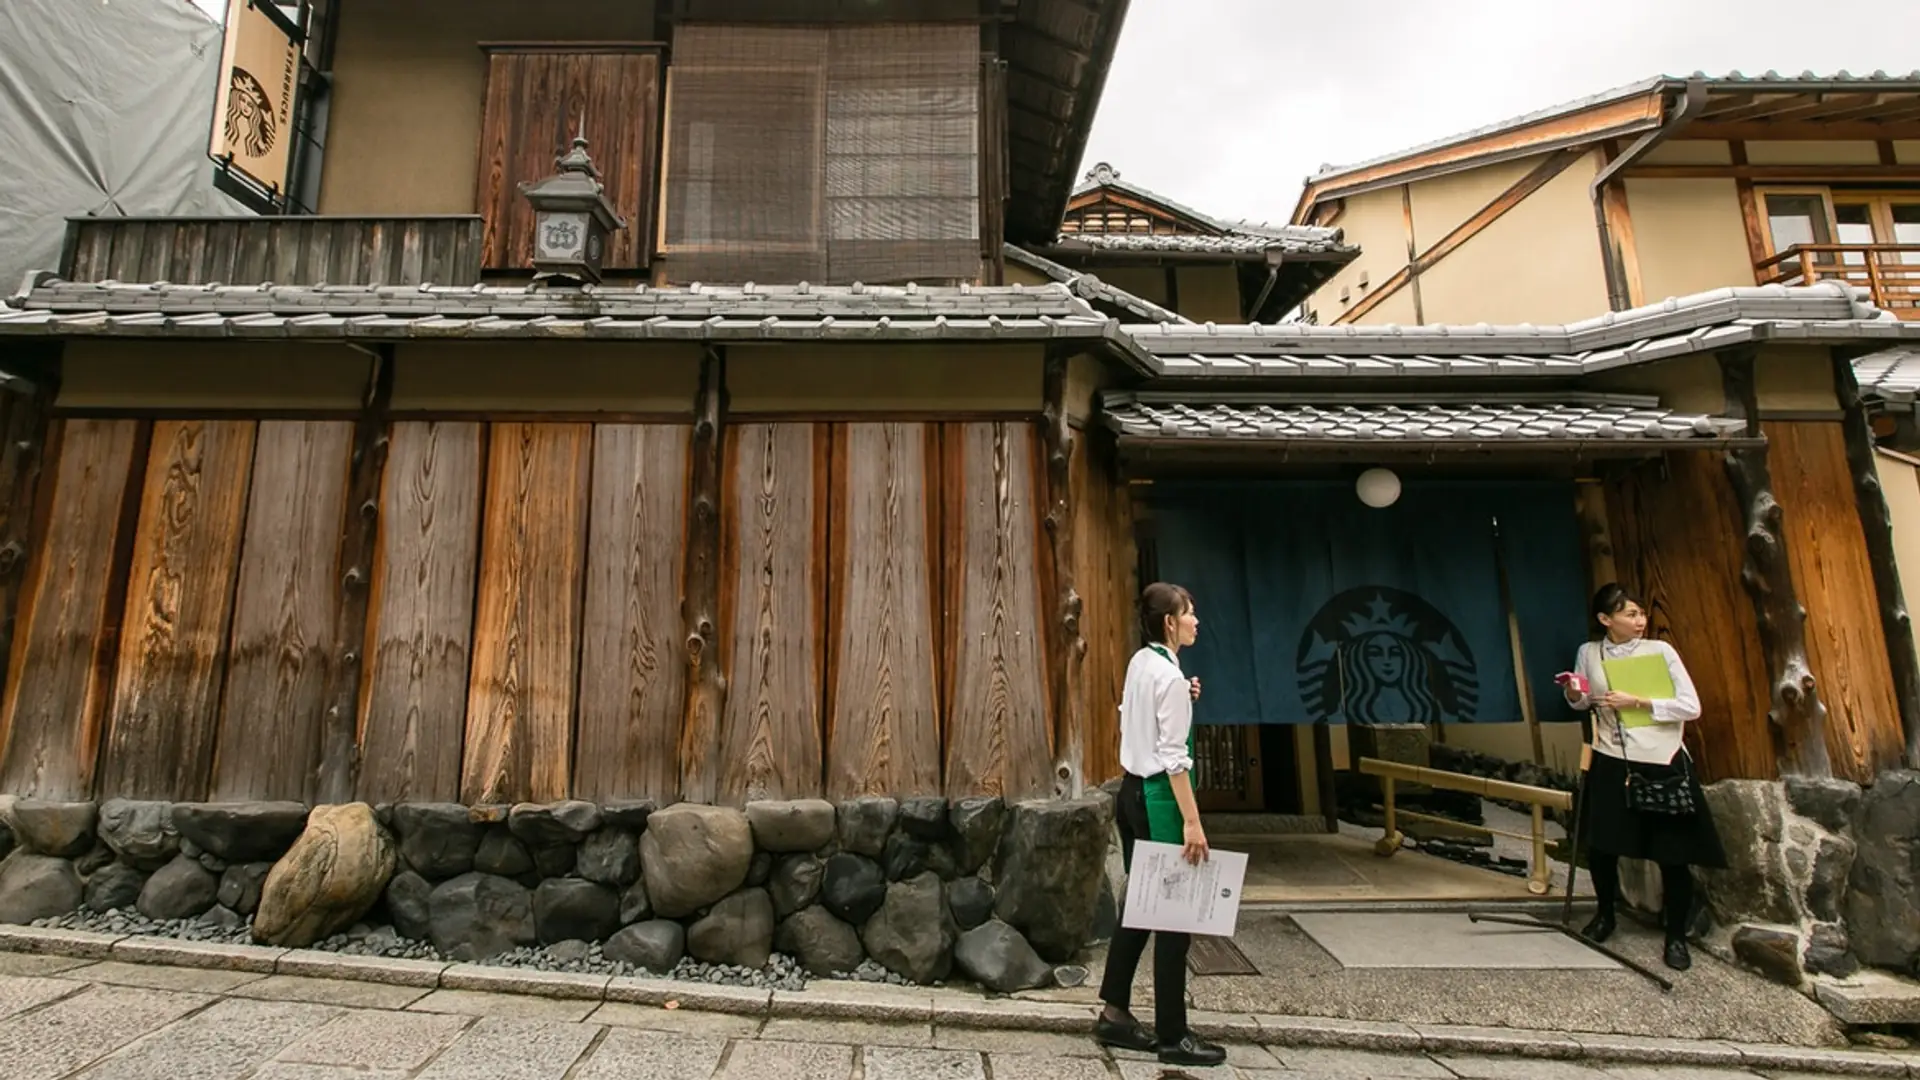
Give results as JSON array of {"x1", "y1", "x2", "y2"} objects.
[
  {"x1": 1754, "y1": 243, "x2": 1920, "y2": 319},
  {"x1": 1356, "y1": 756, "x2": 1574, "y2": 896},
  {"x1": 60, "y1": 215, "x2": 484, "y2": 287}
]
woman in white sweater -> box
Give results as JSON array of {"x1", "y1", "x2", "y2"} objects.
[{"x1": 1562, "y1": 583, "x2": 1727, "y2": 971}]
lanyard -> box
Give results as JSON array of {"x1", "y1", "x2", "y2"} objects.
[{"x1": 1147, "y1": 643, "x2": 1178, "y2": 670}]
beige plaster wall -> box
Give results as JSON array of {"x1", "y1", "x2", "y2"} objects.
[
  {"x1": 59, "y1": 342, "x2": 371, "y2": 409},
  {"x1": 1408, "y1": 155, "x2": 1537, "y2": 251},
  {"x1": 1755, "y1": 346, "x2": 1839, "y2": 412},
  {"x1": 1642, "y1": 140, "x2": 1734, "y2": 166},
  {"x1": 391, "y1": 342, "x2": 699, "y2": 412},
  {"x1": 1173, "y1": 265, "x2": 1245, "y2": 324},
  {"x1": 1302, "y1": 186, "x2": 1412, "y2": 325},
  {"x1": 319, "y1": 0, "x2": 658, "y2": 214},
  {"x1": 726, "y1": 344, "x2": 1043, "y2": 413},
  {"x1": 1897, "y1": 141, "x2": 1920, "y2": 165},
  {"x1": 1744, "y1": 140, "x2": 1882, "y2": 166},
  {"x1": 1625, "y1": 178, "x2": 1756, "y2": 304}
]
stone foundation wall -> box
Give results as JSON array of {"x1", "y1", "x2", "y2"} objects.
[{"x1": 0, "y1": 791, "x2": 1115, "y2": 994}]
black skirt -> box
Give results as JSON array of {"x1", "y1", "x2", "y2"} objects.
[{"x1": 1581, "y1": 750, "x2": 1728, "y2": 869}]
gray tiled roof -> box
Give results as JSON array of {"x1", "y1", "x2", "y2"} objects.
[
  {"x1": 1127, "y1": 283, "x2": 1916, "y2": 380},
  {"x1": 1855, "y1": 345, "x2": 1920, "y2": 401},
  {"x1": 1001, "y1": 245, "x2": 1190, "y2": 324},
  {"x1": 1100, "y1": 393, "x2": 1752, "y2": 445},
  {"x1": 1065, "y1": 163, "x2": 1356, "y2": 258}
]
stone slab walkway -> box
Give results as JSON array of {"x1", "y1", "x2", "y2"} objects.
[{"x1": 3, "y1": 926, "x2": 1917, "y2": 1077}]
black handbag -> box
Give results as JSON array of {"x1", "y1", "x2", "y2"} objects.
[{"x1": 1609, "y1": 697, "x2": 1696, "y2": 815}]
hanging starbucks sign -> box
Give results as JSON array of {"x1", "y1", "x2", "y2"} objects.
[{"x1": 208, "y1": 0, "x2": 303, "y2": 198}]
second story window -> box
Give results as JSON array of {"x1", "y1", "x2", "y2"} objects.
[{"x1": 660, "y1": 24, "x2": 981, "y2": 285}]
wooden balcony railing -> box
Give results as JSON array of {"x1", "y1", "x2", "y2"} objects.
[
  {"x1": 1754, "y1": 243, "x2": 1920, "y2": 319},
  {"x1": 59, "y1": 215, "x2": 484, "y2": 287}
]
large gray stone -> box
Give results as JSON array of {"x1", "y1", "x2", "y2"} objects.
[
  {"x1": 769, "y1": 854, "x2": 824, "y2": 919},
  {"x1": 687, "y1": 887, "x2": 775, "y2": 969},
  {"x1": 172, "y1": 802, "x2": 309, "y2": 863},
  {"x1": 949, "y1": 797, "x2": 1004, "y2": 875},
  {"x1": 473, "y1": 829, "x2": 534, "y2": 877},
  {"x1": 508, "y1": 800, "x2": 603, "y2": 847},
  {"x1": 1807, "y1": 834, "x2": 1855, "y2": 924},
  {"x1": 533, "y1": 878, "x2": 621, "y2": 944},
  {"x1": 138, "y1": 854, "x2": 219, "y2": 920},
  {"x1": 253, "y1": 803, "x2": 397, "y2": 948},
  {"x1": 428, "y1": 872, "x2": 536, "y2": 960},
  {"x1": 1804, "y1": 922, "x2": 1859, "y2": 978},
  {"x1": 0, "y1": 820, "x2": 11, "y2": 861},
  {"x1": 861, "y1": 872, "x2": 954, "y2": 984},
  {"x1": 822, "y1": 853, "x2": 887, "y2": 926},
  {"x1": 1847, "y1": 770, "x2": 1920, "y2": 973},
  {"x1": 639, "y1": 804, "x2": 753, "y2": 918},
  {"x1": 97, "y1": 799, "x2": 178, "y2": 870},
  {"x1": 1697, "y1": 780, "x2": 1798, "y2": 927},
  {"x1": 600, "y1": 799, "x2": 656, "y2": 831},
  {"x1": 953, "y1": 919, "x2": 1051, "y2": 993},
  {"x1": 747, "y1": 799, "x2": 837, "y2": 853},
  {"x1": 217, "y1": 862, "x2": 273, "y2": 916},
  {"x1": 577, "y1": 828, "x2": 641, "y2": 887},
  {"x1": 837, "y1": 797, "x2": 897, "y2": 858},
  {"x1": 946, "y1": 877, "x2": 994, "y2": 931},
  {"x1": 775, "y1": 905, "x2": 864, "y2": 975},
  {"x1": 991, "y1": 795, "x2": 1111, "y2": 962},
  {"x1": 8, "y1": 800, "x2": 97, "y2": 858},
  {"x1": 393, "y1": 803, "x2": 482, "y2": 880},
  {"x1": 1732, "y1": 924, "x2": 1804, "y2": 987},
  {"x1": 85, "y1": 862, "x2": 148, "y2": 913},
  {"x1": 618, "y1": 876, "x2": 651, "y2": 925},
  {"x1": 385, "y1": 869, "x2": 433, "y2": 941},
  {"x1": 898, "y1": 797, "x2": 950, "y2": 840},
  {"x1": 1786, "y1": 776, "x2": 1862, "y2": 834},
  {"x1": 605, "y1": 919, "x2": 684, "y2": 973},
  {"x1": 0, "y1": 853, "x2": 81, "y2": 923}
]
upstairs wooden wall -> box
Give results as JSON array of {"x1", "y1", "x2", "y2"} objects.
[{"x1": 0, "y1": 407, "x2": 1067, "y2": 806}]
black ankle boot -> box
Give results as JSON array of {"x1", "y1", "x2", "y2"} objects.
[
  {"x1": 1158, "y1": 1033, "x2": 1227, "y2": 1067},
  {"x1": 1093, "y1": 1011, "x2": 1155, "y2": 1052},
  {"x1": 1580, "y1": 912, "x2": 1615, "y2": 943},
  {"x1": 1664, "y1": 937, "x2": 1691, "y2": 971}
]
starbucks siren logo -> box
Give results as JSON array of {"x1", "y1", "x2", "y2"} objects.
[
  {"x1": 1295, "y1": 587, "x2": 1479, "y2": 725},
  {"x1": 224, "y1": 67, "x2": 277, "y2": 157}
]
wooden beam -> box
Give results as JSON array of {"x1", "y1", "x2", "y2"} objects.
[
  {"x1": 1399, "y1": 186, "x2": 1425, "y2": 324},
  {"x1": 1042, "y1": 350, "x2": 1086, "y2": 798},
  {"x1": 1339, "y1": 148, "x2": 1588, "y2": 325},
  {"x1": 1720, "y1": 347, "x2": 1832, "y2": 778},
  {"x1": 0, "y1": 371, "x2": 59, "y2": 785},
  {"x1": 315, "y1": 349, "x2": 393, "y2": 804},
  {"x1": 1683, "y1": 120, "x2": 1920, "y2": 141},
  {"x1": 1730, "y1": 142, "x2": 1773, "y2": 274},
  {"x1": 1833, "y1": 350, "x2": 1920, "y2": 766},
  {"x1": 679, "y1": 345, "x2": 728, "y2": 804},
  {"x1": 1621, "y1": 164, "x2": 1920, "y2": 181}
]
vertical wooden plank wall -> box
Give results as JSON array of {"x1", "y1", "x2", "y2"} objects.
[
  {"x1": 211, "y1": 422, "x2": 354, "y2": 802},
  {"x1": 574, "y1": 425, "x2": 688, "y2": 803},
  {"x1": 1605, "y1": 453, "x2": 1775, "y2": 782},
  {"x1": 1765, "y1": 421, "x2": 1904, "y2": 783},
  {"x1": 824, "y1": 423, "x2": 941, "y2": 799},
  {"x1": 1071, "y1": 431, "x2": 1134, "y2": 789},
  {"x1": 942, "y1": 422, "x2": 1052, "y2": 800},
  {"x1": 716, "y1": 423, "x2": 826, "y2": 804},
  {"x1": 99, "y1": 421, "x2": 256, "y2": 800},
  {"x1": 461, "y1": 423, "x2": 591, "y2": 805},
  {"x1": 358, "y1": 422, "x2": 483, "y2": 803},
  {"x1": 0, "y1": 420, "x2": 142, "y2": 798}
]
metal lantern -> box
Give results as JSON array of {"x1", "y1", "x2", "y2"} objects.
[{"x1": 518, "y1": 133, "x2": 626, "y2": 285}]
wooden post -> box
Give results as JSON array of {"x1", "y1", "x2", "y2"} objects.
[
  {"x1": 0, "y1": 354, "x2": 58, "y2": 736},
  {"x1": 315, "y1": 349, "x2": 394, "y2": 805},
  {"x1": 679, "y1": 346, "x2": 728, "y2": 804},
  {"x1": 1833, "y1": 349, "x2": 1920, "y2": 766},
  {"x1": 1720, "y1": 347, "x2": 1832, "y2": 777},
  {"x1": 1042, "y1": 349, "x2": 1086, "y2": 799},
  {"x1": 1492, "y1": 515, "x2": 1545, "y2": 766}
]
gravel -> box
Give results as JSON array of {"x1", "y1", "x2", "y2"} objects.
[{"x1": 29, "y1": 908, "x2": 812, "y2": 991}]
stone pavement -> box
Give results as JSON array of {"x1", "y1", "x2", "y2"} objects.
[{"x1": 2, "y1": 950, "x2": 1919, "y2": 1080}]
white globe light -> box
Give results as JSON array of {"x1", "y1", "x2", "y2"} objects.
[{"x1": 1356, "y1": 467, "x2": 1401, "y2": 508}]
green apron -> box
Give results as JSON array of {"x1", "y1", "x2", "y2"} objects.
[{"x1": 1140, "y1": 643, "x2": 1195, "y2": 845}]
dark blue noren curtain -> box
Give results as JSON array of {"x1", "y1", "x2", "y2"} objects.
[{"x1": 1150, "y1": 480, "x2": 1586, "y2": 726}]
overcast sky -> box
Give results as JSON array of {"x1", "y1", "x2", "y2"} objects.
[{"x1": 1079, "y1": 0, "x2": 1920, "y2": 228}]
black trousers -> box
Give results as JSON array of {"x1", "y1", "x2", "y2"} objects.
[
  {"x1": 1589, "y1": 850, "x2": 1694, "y2": 940},
  {"x1": 1098, "y1": 773, "x2": 1190, "y2": 1041}
]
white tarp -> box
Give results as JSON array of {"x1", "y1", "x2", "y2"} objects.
[{"x1": 0, "y1": 0, "x2": 248, "y2": 288}]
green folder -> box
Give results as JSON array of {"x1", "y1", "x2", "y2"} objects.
[{"x1": 1601, "y1": 653, "x2": 1673, "y2": 729}]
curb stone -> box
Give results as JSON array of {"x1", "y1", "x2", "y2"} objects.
[{"x1": 2, "y1": 928, "x2": 1914, "y2": 1076}]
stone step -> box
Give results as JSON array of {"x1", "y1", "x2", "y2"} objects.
[{"x1": 1814, "y1": 969, "x2": 1920, "y2": 1024}]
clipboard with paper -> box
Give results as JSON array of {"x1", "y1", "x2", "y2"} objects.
[{"x1": 1601, "y1": 653, "x2": 1673, "y2": 729}]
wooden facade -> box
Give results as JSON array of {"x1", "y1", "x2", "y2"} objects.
[{"x1": 0, "y1": 357, "x2": 1132, "y2": 806}]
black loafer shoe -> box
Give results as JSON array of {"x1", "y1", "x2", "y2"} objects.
[
  {"x1": 1093, "y1": 1015, "x2": 1156, "y2": 1052},
  {"x1": 1664, "y1": 937, "x2": 1692, "y2": 971},
  {"x1": 1580, "y1": 913, "x2": 1615, "y2": 943},
  {"x1": 1158, "y1": 1033, "x2": 1227, "y2": 1067}
]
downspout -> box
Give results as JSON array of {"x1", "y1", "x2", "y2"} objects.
[
  {"x1": 1247, "y1": 251, "x2": 1282, "y2": 322},
  {"x1": 1592, "y1": 78, "x2": 1708, "y2": 310}
]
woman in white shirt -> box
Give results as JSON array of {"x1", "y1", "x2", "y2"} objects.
[
  {"x1": 1562, "y1": 583, "x2": 1727, "y2": 971},
  {"x1": 1091, "y1": 582, "x2": 1226, "y2": 1069}
]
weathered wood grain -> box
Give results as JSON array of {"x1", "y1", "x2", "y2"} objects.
[
  {"x1": 461, "y1": 423, "x2": 592, "y2": 805},
  {"x1": 1605, "y1": 453, "x2": 1775, "y2": 783},
  {"x1": 209, "y1": 421, "x2": 353, "y2": 803},
  {"x1": 64, "y1": 217, "x2": 484, "y2": 286},
  {"x1": 1072, "y1": 427, "x2": 1133, "y2": 789},
  {"x1": 1041, "y1": 355, "x2": 1086, "y2": 797},
  {"x1": 680, "y1": 350, "x2": 728, "y2": 804},
  {"x1": 0, "y1": 387, "x2": 53, "y2": 742},
  {"x1": 825, "y1": 423, "x2": 940, "y2": 799},
  {"x1": 943, "y1": 422, "x2": 1052, "y2": 800},
  {"x1": 0, "y1": 420, "x2": 141, "y2": 798},
  {"x1": 357, "y1": 422, "x2": 483, "y2": 804},
  {"x1": 575, "y1": 424, "x2": 690, "y2": 803},
  {"x1": 1764, "y1": 420, "x2": 1904, "y2": 783},
  {"x1": 716, "y1": 422, "x2": 825, "y2": 804},
  {"x1": 99, "y1": 420, "x2": 256, "y2": 801}
]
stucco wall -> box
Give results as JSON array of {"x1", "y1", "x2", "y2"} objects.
[
  {"x1": 1625, "y1": 178, "x2": 1756, "y2": 305},
  {"x1": 1304, "y1": 186, "x2": 1412, "y2": 325}
]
